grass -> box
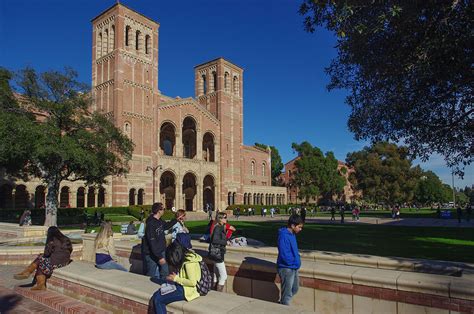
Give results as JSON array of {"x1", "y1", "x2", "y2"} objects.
[{"x1": 184, "y1": 220, "x2": 474, "y2": 263}]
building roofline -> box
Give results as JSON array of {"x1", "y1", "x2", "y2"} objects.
[
  {"x1": 194, "y1": 57, "x2": 244, "y2": 71},
  {"x1": 91, "y1": 3, "x2": 159, "y2": 26}
]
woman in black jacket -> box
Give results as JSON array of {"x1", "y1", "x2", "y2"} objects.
[
  {"x1": 14, "y1": 226, "x2": 72, "y2": 290},
  {"x1": 208, "y1": 212, "x2": 235, "y2": 292}
]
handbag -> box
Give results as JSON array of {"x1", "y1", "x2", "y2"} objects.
[{"x1": 208, "y1": 243, "x2": 223, "y2": 261}]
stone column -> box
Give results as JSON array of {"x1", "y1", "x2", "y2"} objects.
[
  {"x1": 84, "y1": 192, "x2": 88, "y2": 207},
  {"x1": 196, "y1": 129, "x2": 202, "y2": 161},
  {"x1": 176, "y1": 175, "x2": 183, "y2": 210},
  {"x1": 71, "y1": 190, "x2": 77, "y2": 208},
  {"x1": 94, "y1": 192, "x2": 99, "y2": 208},
  {"x1": 196, "y1": 183, "x2": 202, "y2": 212},
  {"x1": 176, "y1": 131, "x2": 183, "y2": 158}
]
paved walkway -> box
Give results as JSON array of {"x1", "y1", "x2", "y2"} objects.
[
  {"x1": 185, "y1": 211, "x2": 474, "y2": 228},
  {"x1": 0, "y1": 265, "x2": 111, "y2": 313}
]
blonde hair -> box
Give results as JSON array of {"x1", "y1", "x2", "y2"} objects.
[
  {"x1": 95, "y1": 221, "x2": 113, "y2": 250},
  {"x1": 175, "y1": 209, "x2": 186, "y2": 218}
]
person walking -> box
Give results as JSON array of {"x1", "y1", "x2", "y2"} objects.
[
  {"x1": 235, "y1": 207, "x2": 240, "y2": 220},
  {"x1": 208, "y1": 212, "x2": 235, "y2": 291},
  {"x1": 339, "y1": 206, "x2": 345, "y2": 224},
  {"x1": 14, "y1": 226, "x2": 72, "y2": 290},
  {"x1": 142, "y1": 202, "x2": 180, "y2": 279},
  {"x1": 277, "y1": 214, "x2": 303, "y2": 305},
  {"x1": 330, "y1": 207, "x2": 336, "y2": 221},
  {"x1": 95, "y1": 221, "x2": 127, "y2": 271},
  {"x1": 301, "y1": 207, "x2": 306, "y2": 223}
]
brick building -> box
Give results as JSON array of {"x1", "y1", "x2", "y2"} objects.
[
  {"x1": 280, "y1": 157, "x2": 358, "y2": 205},
  {"x1": 0, "y1": 3, "x2": 286, "y2": 211}
]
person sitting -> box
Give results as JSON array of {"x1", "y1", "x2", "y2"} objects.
[
  {"x1": 95, "y1": 221, "x2": 127, "y2": 271},
  {"x1": 19, "y1": 210, "x2": 32, "y2": 226},
  {"x1": 126, "y1": 221, "x2": 137, "y2": 235},
  {"x1": 152, "y1": 233, "x2": 202, "y2": 314},
  {"x1": 14, "y1": 226, "x2": 72, "y2": 290}
]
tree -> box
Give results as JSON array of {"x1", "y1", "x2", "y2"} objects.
[
  {"x1": 299, "y1": 1, "x2": 473, "y2": 176},
  {"x1": 346, "y1": 142, "x2": 419, "y2": 205},
  {"x1": 291, "y1": 141, "x2": 345, "y2": 203},
  {"x1": 255, "y1": 143, "x2": 284, "y2": 186},
  {"x1": 0, "y1": 67, "x2": 134, "y2": 226},
  {"x1": 414, "y1": 171, "x2": 448, "y2": 205}
]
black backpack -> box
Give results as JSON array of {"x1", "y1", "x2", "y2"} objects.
[{"x1": 196, "y1": 261, "x2": 213, "y2": 296}]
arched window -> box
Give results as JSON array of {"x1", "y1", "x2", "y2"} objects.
[
  {"x1": 160, "y1": 122, "x2": 175, "y2": 156},
  {"x1": 182, "y1": 117, "x2": 197, "y2": 159},
  {"x1": 228, "y1": 192, "x2": 232, "y2": 206},
  {"x1": 262, "y1": 162, "x2": 266, "y2": 177},
  {"x1": 98, "y1": 32, "x2": 102, "y2": 57},
  {"x1": 212, "y1": 71, "x2": 217, "y2": 92},
  {"x1": 202, "y1": 74, "x2": 207, "y2": 94},
  {"x1": 233, "y1": 76, "x2": 239, "y2": 95},
  {"x1": 111, "y1": 25, "x2": 115, "y2": 50},
  {"x1": 124, "y1": 122, "x2": 131, "y2": 138},
  {"x1": 125, "y1": 25, "x2": 131, "y2": 46},
  {"x1": 145, "y1": 35, "x2": 151, "y2": 54},
  {"x1": 136, "y1": 30, "x2": 141, "y2": 51},
  {"x1": 224, "y1": 72, "x2": 229, "y2": 92},
  {"x1": 104, "y1": 29, "x2": 109, "y2": 55},
  {"x1": 251, "y1": 161, "x2": 255, "y2": 175},
  {"x1": 202, "y1": 132, "x2": 215, "y2": 162}
]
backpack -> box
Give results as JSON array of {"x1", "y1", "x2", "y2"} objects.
[{"x1": 196, "y1": 261, "x2": 212, "y2": 296}]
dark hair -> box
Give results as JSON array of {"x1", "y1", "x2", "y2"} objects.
[
  {"x1": 46, "y1": 226, "x2": 73, "y2": 253},
  {"x1": 151, "y1": 202, "x2": 164, "y2": 214},
  {"x1": 287, "y1": 214, "x2": 303, "y2": 227},
  {"x1": 165, "y1": 240, "x2": 186, "y2": 269}
]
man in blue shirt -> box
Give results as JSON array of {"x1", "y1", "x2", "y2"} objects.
[{"x1": 277, "y1": 214, "x2": 303, "y2": 305}]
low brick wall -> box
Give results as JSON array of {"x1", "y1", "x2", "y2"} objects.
[
  {"x1": 0, "y1": 244, "x2": 83, "y2": 265},
  {"x1": 80, "y1": 233, "x2": 474, "y2": 313}
]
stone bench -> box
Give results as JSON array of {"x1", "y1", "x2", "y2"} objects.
[{"x1": 49, "y1": 261, "x2": 312, "y2": 314}]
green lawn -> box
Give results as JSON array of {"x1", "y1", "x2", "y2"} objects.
[{"x1": 185, "y1": 221, "x2": 474, "y2": 263}]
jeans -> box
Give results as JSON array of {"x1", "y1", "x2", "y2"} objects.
[
  {"x1": 152, "y1": 283, "x2": 185, "y2": 314},
  {"x1": 143, "y1": 254, "x2": 169, "y2": 279},
  {"x1": 213, "y1": 261, "x2": 228, "y2": 285},
  {"x1": 96, "y1": 260, "x2": 128, "y2": 272},
  {"x1": 278, "y1": 268, "x2": 299, "y2": 305}
]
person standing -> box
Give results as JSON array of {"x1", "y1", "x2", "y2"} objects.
[
  {"x1": 277, "y1": 214, "x2": 303, "y2": 305},
  {"x1": 235, "y1": 207, "x2": 240, "y2": 220},
  {"x1": 457, "y1": 206, "x2": 463, "y2": 223},
  {"x1": 330, "y1": 207, "x2": 336, "y2": 221},
  {"x1": 208, "y1": 212, "x2": 235, "y2": 291},
  {"x1": 340, "y1": 206, "x2": 345, "y2": 223},
  {"x1": 301, "y1": 207, "x2": 306, "y2": 223},
  {"x1": 142, "y1": 202, "x2": 180, "y2": 279}
]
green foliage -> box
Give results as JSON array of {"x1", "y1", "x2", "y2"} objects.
[
  {"x1": 299, "y1": 1, "x2": 473, "y2": 176},
  {"x1": 291, "y1": 141, "x2": 345, "y2": 203},
  {"x1": 0, "y1": 67, "x2": 134, "y2": 226},
  {"x1": 346, "y1": 142, "x2": 419, "y2": 205},
  {"x1": 254, "y1": 143, "x2": 284, "y2": 186},
  {"x1": 414, "y1": 171, "x2": 450, "y2": 205}
]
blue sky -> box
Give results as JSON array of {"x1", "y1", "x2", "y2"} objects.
[{"x1": 1, "y1": 0, "x2": 471, "y2": 188}]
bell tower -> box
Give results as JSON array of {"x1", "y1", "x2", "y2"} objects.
[
  {"x1": 194, "y1": 58, "x2": 244, "y2": 208},
  {"x1": 92, "y1": 3, "x2": 160, "y2": 205}
]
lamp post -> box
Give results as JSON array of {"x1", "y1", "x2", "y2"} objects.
[{"x1": 146, "y1": 165, "x2": 162, "y2": 204}]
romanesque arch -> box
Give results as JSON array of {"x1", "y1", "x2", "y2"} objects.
[
  {"x1": 87, "y1": 187, "x2": 96, "y2": 207},
  {"x1": 203, "y1": 175, "x2": 215, "y2": 211},
  {"x1": 160, "y1": 122, "x2": 176, "y2": 156},
  {"x1": 182, "y1": 172, "x2": 196, "y2": 211},
  {"x1": 98, "y1": 187, "x2": 106, "y2": 207},
  {"x1": 77, "y1": 187, "x2": 85, "y2": 208},
  {"x1": 202, "y1": 132, "x2": 215, "y2": 162},
  {"x1": 129, "y1": 188, "x2": 136, "y2": 206},
  {"x1": 35, "y1": 186, "x2": 46, "y2": 209},
  {"x1": 0, "y1": 184, "x2": 13, "y2": 209},
  {"x1": 182, "y1": 117, "x2": 197, "y2": 159},
  {"x1": 15, "y1": 185, "x2": 28, "y2": 209},
  {"x1": 160, "y1": 171, "x2": 175, "y2": 210},
  {"x1": 59, "y1": 186, "x2": 70, "y2": 208},
  {"x1": 137, "y1": 188, "x2": 145, "y2": 205}
]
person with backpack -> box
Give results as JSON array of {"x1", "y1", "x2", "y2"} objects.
[
  {"x1": 208, "y1": 212, "x2": 235, "y2": 292},
  {"x1": 152, "y1": 233, "x2": 210, "y2": 314}
]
